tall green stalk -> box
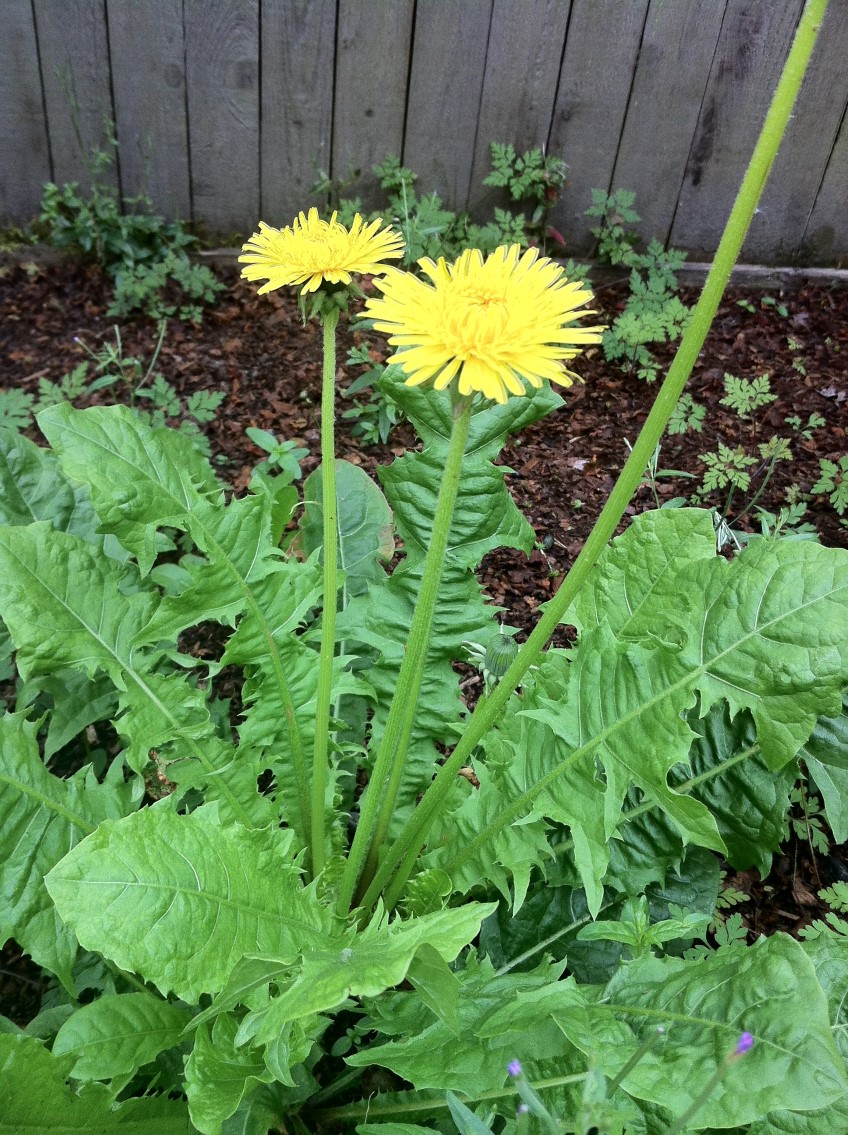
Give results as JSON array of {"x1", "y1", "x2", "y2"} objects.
[
  {"x1": 310, "y1": 307, "x2": 340, "y2": 878},
  {"x1": 359, "y1": 0, "x2": 829, "y2": 914},
  {"x1": 337, "y1": 397, "x2": 474, "y2": 914}
]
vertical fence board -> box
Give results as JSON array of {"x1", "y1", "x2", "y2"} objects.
[
  {"x1": 548, "y1": 0, "x2": 648, "y2": 253},
  {"x1": 670, "y1": 0, "x2": 805, "y2": 257},
  {"x1": 107, "y1": 0, "x2": 190, "y2": 218},
  {"x1": 185, "y1": 0, "x2": 259, "y2": 233},
  {"x1": 804, "y1": 111, "x2": 848, "y2": 267},
  {"x1": 33, "y1": 0, "x2": 115, "y2": 194},
  {"x1": 743, "y1": 0, "x2": 848, "y2": 263},
  {"x1": 611, "y1": 0, "x2": 726, "y2": 248},
  {"x1": 469, "y1": 0, "x2": 571, "y2": 213},
  {"x1": 403, "y1": 0, "x2": 493, "y2": 211},
  {"x1": 1, "y1": 0, "x2": 51, "y2": 221},
  {"x1": 333, "y1": 0, "x2": 414, "y2": 211},
  {"x1": 260, "y1": 0, "x2": 335, "y2": 225}
]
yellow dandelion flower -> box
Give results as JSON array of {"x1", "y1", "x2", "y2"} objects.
[
  {"x1": 239, "y1": 208, "x2": 404, "y2": 295},
  {"x1": 364, "y1": 244, "x2": 605, "y2": 404}
]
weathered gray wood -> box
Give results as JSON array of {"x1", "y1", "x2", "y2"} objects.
[
  {"x1": 260, "y1": 0, "x2": 335, "y2": 225},
  {"x1": 804, "y1": 107, "x2": 848, "y2": 267},
  {"x1": 332, "y1": 0, "x2": 415, "y2": 212},
  {"x1": 609, "y1": 0, "x2": 726, "y2": 249},
  {"x1": 670, "y1": 0, "x2": 806, "y2": 257},
  {"x1": 185, "y1": 0, "x2": 260, "y2": 233},
  {"x1": 1, "y1": 0, "x2": 51, "y2": 221},
  {"x1": 744, "y1": 0, "x2": 848, "y2": 263},
  {"x1": 107, "y1": 0, "x2": 190, "y2": 218},
  {"x1": 548, "y1": 0, "x2": 648, "y2": 254},
  {"x1": 33, "y1": 0, "x2": 116, "y2": 194},
  {"x1": 403, "y1": 0, "x2": 493, "y2": 211},
  {"x1": 469, "y1": 0, "x2": 572, "y2": 214}
]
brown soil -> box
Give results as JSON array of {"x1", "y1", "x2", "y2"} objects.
[{"x1": 1, "y1": 258, "x2": 846, "y2": 1025}]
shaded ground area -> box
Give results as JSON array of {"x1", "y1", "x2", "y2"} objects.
[{"x1": 1, "y1": 258, "x2": 846, "y2": 1023}]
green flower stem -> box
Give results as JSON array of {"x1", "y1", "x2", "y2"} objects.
[
  {"x1": 310, "y1": 307, "x2": 340, "y2": 879},
  {"x1": 362, "y1": 0, "x2": 828, "y2": 914},
  {"x1": 337, "y1": 397, "x2": 474, "y2": 914},
  {"x1": 309, "y1": 1073, "x2": 587, "y2": 1124}
]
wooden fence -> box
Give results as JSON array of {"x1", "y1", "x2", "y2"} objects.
[{"x1": 3, "y1": 0, "x2": 847, "y2": 264}]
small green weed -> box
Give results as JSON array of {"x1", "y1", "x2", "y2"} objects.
[
  {"x1": 719, "y1": 372, "x2": 776, "y2": 418},
  {"x1": 587, "y1": 190, "x2": 690, "y2": 382},
  {"x1": 35, "y1": 141, "x2": 223, "y2": 324},
  {"x1": 667, "y1": 393, "x2": 705, "y2": 435},
  {"x1": 341, "y1": 342, "x2": 406, "y2": 445},
  {"x1": 320, "y1": 142, "x2": 573, "y2": 268},
  {"x1": 812, "y1": 455, "x2": 848, "y2": 516}
]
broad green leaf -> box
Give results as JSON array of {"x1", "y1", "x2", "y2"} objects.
[
  {"x1": 247, "y1": 902, "x2": 495, "y2": 1029},
  {"x1": 185, "y1": 1014, "x2": 273, "y2": 1135},
  {"x1": 0, "y1": 523, "x2": 262, "y2": 827},
  {"x1": 45, "y1": 807, "x2": 336, "y2": 1001},
  {"x1": 298, "y1": 458, "x2": 394, "y2": 598},
  {"x1": 348, "y1": 955, "x2": 572, "y2": 1096},
  {"x1": 564, "y1": 506, "x2": 717, "y2": 637},
  {"x1": 802, "y1": 692, "x2": 848, "y2": 843},
  {"x1": 37, "y1": 405, "x2": 336, "y2": 842},
  {"x1": 52, "y1": 991, "x2": 191, "y2": 1081},
  {"x1": 520, "y1": 529, "x2": 848, "y2": 909},
  {"x1": 0, "y1": 711, "x2": 138, "y2": 988},
  {"x1": 0, "y1": 1033, "x2": 192, "y2": 1132},
  {"x1": 220, "y1": 1083, "x2": 289, "y2": 1135},
  {"x1": 0, "y1": 424, "x2": 122, "y2": 556},
  {"x1": 635, "y1": 537, "x2": 848, "y2": 767},
  {"x1": 483, "y1": 934, "x2": 845, "y2": 1130},
  {"x1": 359, "y1": 1125, "x2": 438, "y2": 1135},
  {"x1": 38, "y1": 401, "x2": 220, "y2": 574}
]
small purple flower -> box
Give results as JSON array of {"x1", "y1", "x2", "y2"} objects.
[
  {"x1": 516, "y1": 1103, "x2": 530, "y2": 1116},
  {"x1": 507, "y1": 1059, "x2": 523, "y2": 1078},
  {"x1": 734, "y1": 1032, "x2": 754, "y2": 1057}
]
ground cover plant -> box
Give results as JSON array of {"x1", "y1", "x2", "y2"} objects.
[
  {"x1": 1, "y1": 3, "x2": 848, "y2": 1132},
  {"x1": 33, "y1": 137, "x2": 224, "y2": 324}
]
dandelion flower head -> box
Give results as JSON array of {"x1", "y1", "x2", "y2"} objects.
[
  {"x1": 240, "y1": 208, "x2": 404, "y2": 295},
  {"x1": 364, "y1": 245, "x2": 605, "y2": 404}
]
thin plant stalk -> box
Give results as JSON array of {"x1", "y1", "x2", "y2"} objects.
[
  {"x1": 310, "y1": 307, "x2": 340, "y2": 878},
  {"x1": 337, "y1": 397, "x2": 474, "y2": 913},
  {"x1": 359, "y1": 0, "x2": 829, "y2": 915}
]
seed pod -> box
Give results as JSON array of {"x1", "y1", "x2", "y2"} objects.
[{"x1": 484, "y1": 634, "x2": 519, "y2": 679}]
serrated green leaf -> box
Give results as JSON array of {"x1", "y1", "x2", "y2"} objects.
[
  {"x1": 185, "y1": 1014, "x2": 274, "y2": 1135},
  {"x1": 348, "y1": 954, "x2": 571, "y2": 1095},
  {"x1": 378, "y1": 374, "x2": 560, "y2": 569},
  {"x1": 38, "y1": 402, "x2": 220, "y2": 574},
  {"x1": 0, "y1": 711, "x2": 138, "y2": 988},
  {"x1": 0, "y1": 1033, "x2": 192, "y2": 1132},
  {"x1": 52, "y1": 991, "x2": 190, "y2": 1080},
  {"x1": 250, "y1": 902, "x2": 494, "y2": 1029},
  {"x1": 339, "y1": 561, "x2": 500, "y2": 825},
  {"x1": 679, "y1": 703, "x2": 796, "y2": 876},
  {"x1": 45, "y1": 807, "x2": 336, "y2": 1001},
  {"x1": 0, "y1": 523, "x2": 262, "y2": 826}
]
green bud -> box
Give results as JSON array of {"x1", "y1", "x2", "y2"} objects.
[{"x1": 484, "y1": 634, "x2": 519, "y2": 679}]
